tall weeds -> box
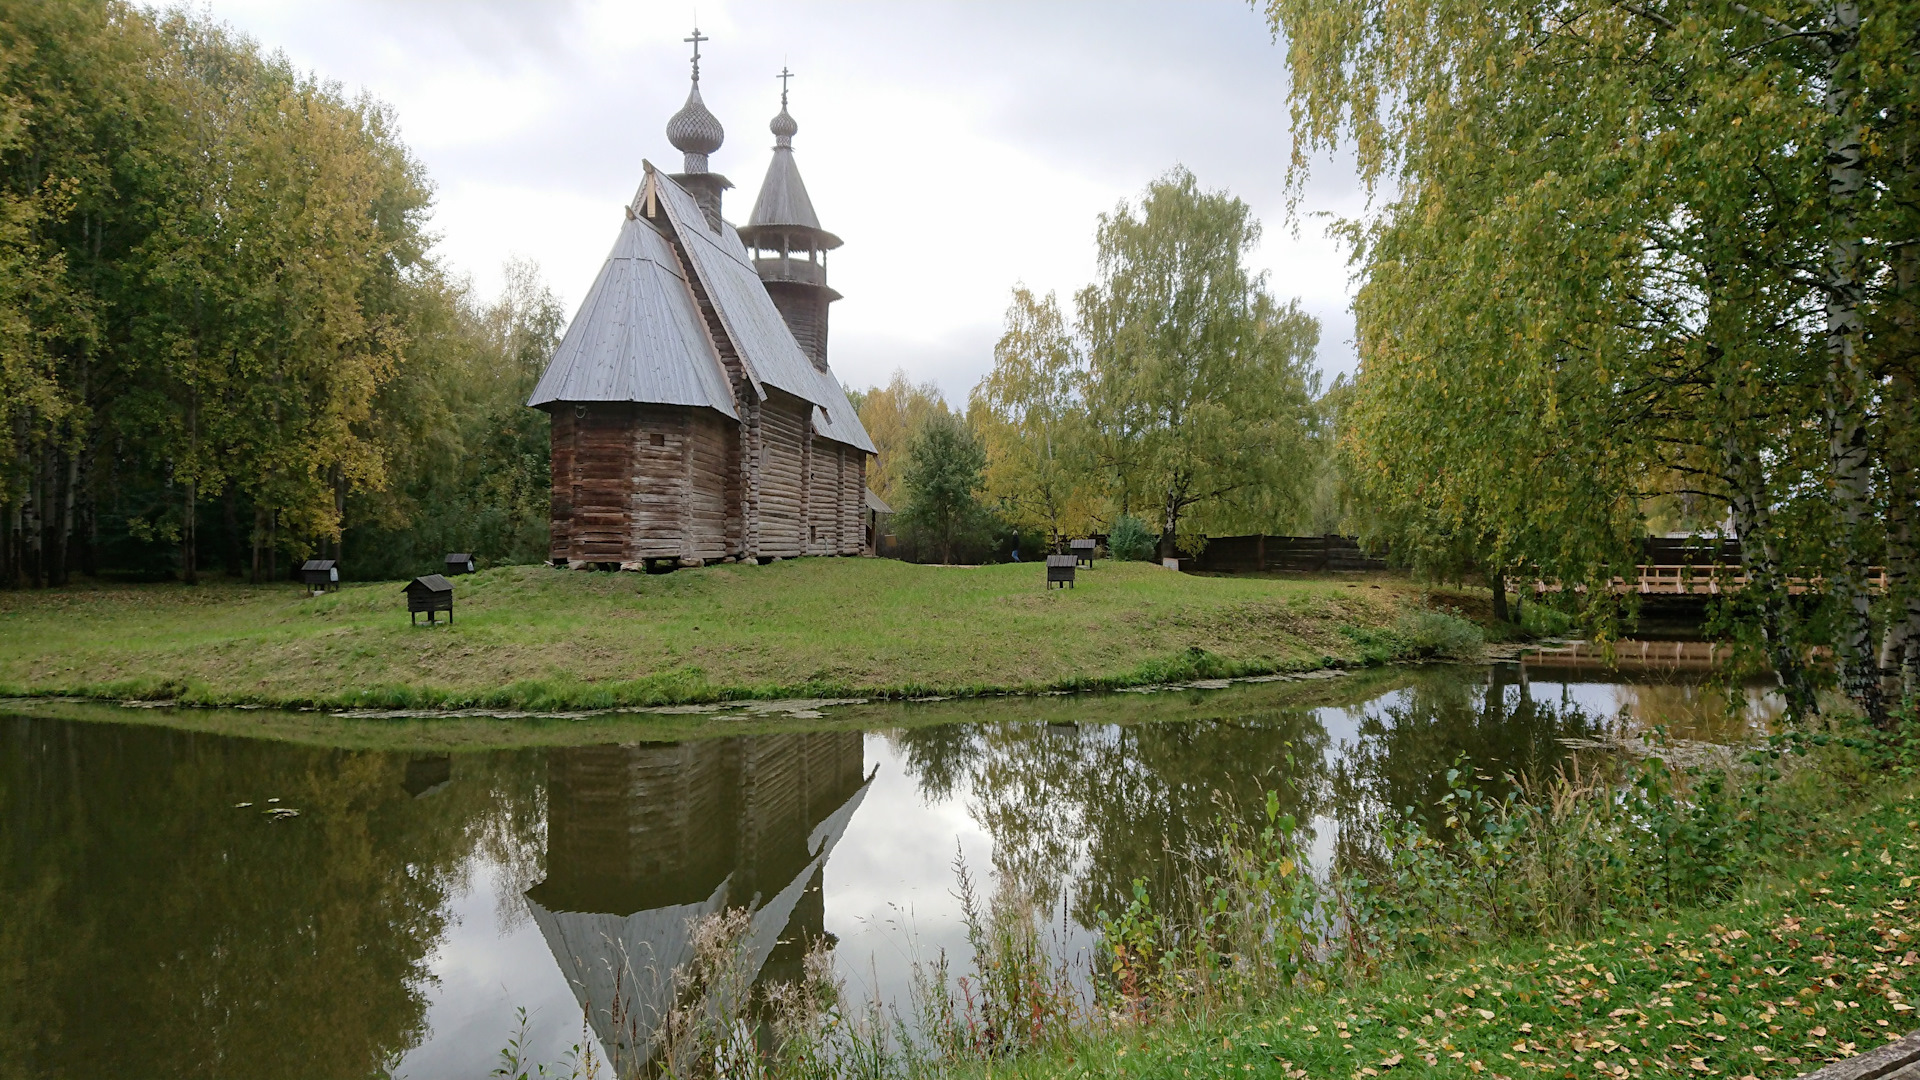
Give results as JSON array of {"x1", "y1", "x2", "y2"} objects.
[{"x1": 1361, "y1": 751, "x2": 1778, "y2": 964}]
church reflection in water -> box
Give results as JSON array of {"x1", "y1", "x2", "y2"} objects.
[{"x1": 525, "y1": 733, "x2": 872, "y2": 1066}]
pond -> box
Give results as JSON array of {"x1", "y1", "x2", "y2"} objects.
[{"x1": 0, "y1": 652, "x2": 1782, "y2": 1079}]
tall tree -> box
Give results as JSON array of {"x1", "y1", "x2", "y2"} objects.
[
  {"x1": 1078, "y1": 169, "x2": 1320, "y2": 559},
  {"x1": 970, "y1": 287, "x2": 1091, "y2": 539},
  {"x1": 1265, "y1": 0, "x2": 1915, "y2": 720},
  {"x1": 894, "y1": 411, "x2": 987, "y2": 565},
  {"x1": 855, "y1": 369, "x2": 951, "y2": 510}
]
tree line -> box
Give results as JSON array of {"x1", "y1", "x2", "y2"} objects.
[
  {"x1": 1263, "y1": 0, "x2": 1920, "y2": 719},
  {"x1": 857, "y1": 168, "x2": 1334, "y2": 565},
  {"x1": 0, "y1": 2, "x2": 561, "y2": 588}
]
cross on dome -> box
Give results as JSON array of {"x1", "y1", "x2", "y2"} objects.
[
  {"x1": 771, "y1": 67, "x2": 798, "y2": 142},
  {"x1": 684, "y1": 28, "x2": 708, "y2": 81}
]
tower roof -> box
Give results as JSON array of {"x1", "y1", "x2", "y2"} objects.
[{"x1": 740, "y1": 78, "x2": 841, "y2": 250}]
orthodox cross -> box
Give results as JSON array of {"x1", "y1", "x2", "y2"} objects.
[
  {"x1": 685, "y1": 27, "x2": 708, "y2": 81},
  {"x1": 778, "y1": 65, "x2": 794, "y2": 108}
]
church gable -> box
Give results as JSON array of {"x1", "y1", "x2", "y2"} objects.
[
  {"x1": 528, "y1": 211, "x2": 737, "y2": 419},
  {"x1": 649, "y1": 171, "x2": 828, "y2": 405}
]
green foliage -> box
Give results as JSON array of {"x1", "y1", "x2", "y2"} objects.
[
  {"x1": 854, "y1": 369, "x2": 952, "y2": 513},
  {"x1": 893, "y1": 411, "x2": 992, "y2": 564},
  {"x1": 1079, "y1": 168, "x2": 1321, "y2": 556},
  {"x1": 1367, "y1": 754, "x2": 1778, "y2": 961},
  {"x1": 0, "y1": 2, "x2": 551, "y2": 589},
  {"x1": 1262, "y1": 0, "x2": 1920, "y2": 720},
  {"x1": 345, "y1": 259, "x2": 563, "y2": 580},
  {"x1": 1107, "y1": 514, "x2": 1157, "y2": 561},
  {"x1": 1339, "y1": 611, "x2": 1486, "y2": 665},
  {"x1": 971, "y1": 287, "x2": 1094, "y2": 537},
  {"x1": 932, "y1": 170, "x2": 1326, "y2": 557}
]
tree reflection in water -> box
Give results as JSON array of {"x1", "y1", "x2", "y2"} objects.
[
  {"x1": 0, "y1": 716, "x2": 544, "y2": 1080},
  {"x1": 0, "y1": 660, "x2": 1774, "y2": 1078},
  {"x1": 1329, "y1": 665, "x2": 1611, "y2": 871},
  {"x1": 887, "y1": 666, "x2": 1617, "y2": 930}
]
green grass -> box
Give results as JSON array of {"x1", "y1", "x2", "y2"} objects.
[
  {"x1": 963, "y1": 785, "x2": 1920, "y2": 1080},
  {"x1": 0, "y1": 559, "x2": 1470, "y2": 711}
]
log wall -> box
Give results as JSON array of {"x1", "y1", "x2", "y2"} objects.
[
  {"x1": 550, "y1": 403, "x2": 743, "y2": 564},
  {"x1": 548, "y1": 405, "x2": 636, "y2": 564},
  {"x1": 756, "y1": 391, "x2": 809, "y2": 558},
  {"x1": 805, "y1": 433, "x2": 838, "y2": 555},
  {"x1": 1191, "y1": 534, "x2": 1389, "y2": 573},
  {"x1": 841, "y1": 449, "x2": 866, "y2": 555},
  {"x1": 763, "y1": 282, "x2": 830, "y2": 372},
  {"x1": 803, "y1": 442, "x2": 866, "y2": 556}
]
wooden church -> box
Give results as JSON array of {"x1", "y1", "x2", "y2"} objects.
[{"x1": 529, "y1": 39, "x2": 875, "y2": 569}]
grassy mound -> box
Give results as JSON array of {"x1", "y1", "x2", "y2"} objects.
[{"x1": 0, "y1": 559, "x2": 1471, "y2": 709}]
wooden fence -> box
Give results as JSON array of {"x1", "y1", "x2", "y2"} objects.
[{"x1": 1190, "y1": 535, "x2": 1390, "y2": 573}]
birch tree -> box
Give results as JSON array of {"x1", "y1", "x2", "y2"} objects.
[
  {"x1": 970, "y1": 287, "x2": 1091, "y2": 538},
  {"x1": 1078, "y1": 169, "x2": 1320, "y2": 559},
  {"x1": 1266, "y1": 0, "x2": 1915, "y2": 720}
]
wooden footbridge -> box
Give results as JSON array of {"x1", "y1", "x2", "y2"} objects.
[{"x1": 1538, "y1": 538, "x2": 1887, "y2": 597}]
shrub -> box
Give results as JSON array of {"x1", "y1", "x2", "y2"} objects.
[
  {"x1": 1108, "y1": 515, "x2": 1157, "y2": 561},
  {"x1": 1340, "y1": 611, "x2": 1485, "y2": 664},
  {"x1": 1394, "y1": 610, "x2": 1486, "y2": 659}
]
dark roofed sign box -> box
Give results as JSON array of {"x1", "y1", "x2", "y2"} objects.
[
  {"x1": 298, "y1": 559, "x2": 338, "y2": 593},
  {"x1": 404, "y1": 575, "x2": 454, "y2": 626},
  {"x1": 1070, "y1": 538, "x2": 1097, "y2": 568},
  {"x1": 1046, "y1": 554, "x2": 1077, "y2": 589},
  {"x1": 444, "y1": 553, "x2": 475, "y2": 575}
]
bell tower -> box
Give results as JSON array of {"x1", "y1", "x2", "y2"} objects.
[{"x1": 737, "y1": 69, "x2": 841, "y2": 372}]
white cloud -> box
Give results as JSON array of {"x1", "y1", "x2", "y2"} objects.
[{"x1": 185, "y1": 0, "x2": 1368, "y2": 403}]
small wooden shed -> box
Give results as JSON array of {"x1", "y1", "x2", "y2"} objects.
[
  {"x1": 404, "y1": 574, "x2": 454, "y2": 625},
  {"x1": 1046, "y1": 554, "x2": 1077, "y2": 589},
  {"x1": 298, "y1": 559, "x2": 339, "y2": 592},
  {"x1": 444, "y1": 553, "x2": 476, "y2": 575},
  {"x1": 1069, "y1": 538, "x2": 1097, "y2": 568}
]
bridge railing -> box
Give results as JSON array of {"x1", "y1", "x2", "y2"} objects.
[{"x1": 1533, "y1": 564, "x2": 1887, "y2": 596}]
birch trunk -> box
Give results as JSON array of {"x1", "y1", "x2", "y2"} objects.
[
  {"x1": 1886, "y1": 365, "x2": 1919, "y2": 700},
  {"x1": 1821, "y1": 0, "x2": 1884, "y2": 722}
]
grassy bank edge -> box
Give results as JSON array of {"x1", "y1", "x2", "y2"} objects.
[
  {"x1": 952, "y1": 772, "x2": 1920, "y2": 1080},
  {"x1": 0, "y1": 666, "x2": 1427, "y2": 753},
  {"x1": 0, "y1": 641, "x2": 1422, "y2": 713}
]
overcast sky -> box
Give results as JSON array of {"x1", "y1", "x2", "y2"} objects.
[{"x1": 190, "y1": 0, "x2": 1365, "y2": 404}]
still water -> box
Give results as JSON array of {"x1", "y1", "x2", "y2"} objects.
[{"x1": 1, "y1": 656, "x2": 1779, "y2": 1079}]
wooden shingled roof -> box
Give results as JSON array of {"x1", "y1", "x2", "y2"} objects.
[
  {"x1": 530, "y1": 165, "x2": 873, "y2": 454},
  {"x1": 526, "y1": 206, "x2": 739, "y2": 417},
  {"x1": 742, "y1": 142, "x2": 841, "y2": 247}
]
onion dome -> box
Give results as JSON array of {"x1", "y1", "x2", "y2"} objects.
[
  {"x1": 667, "y1": 82, "x2": 724, "y2": 172},
  {"x1": 770, "y1": 106, "x2": 797, "y2": 143}
]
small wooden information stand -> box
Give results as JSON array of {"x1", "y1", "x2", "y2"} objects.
[
  {"x1": 1070, "y1": 538, "x2": 1097, "y2": 568},
  {"x1": 404, "y1": 574, "x2": 454, "y2": 625},
  {"x1": 298, "y1": 559, "x2": 339, "y2": 593},
  {"x1": 1046, "y1": 555, "x2": 1077, "y2": 589}
]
